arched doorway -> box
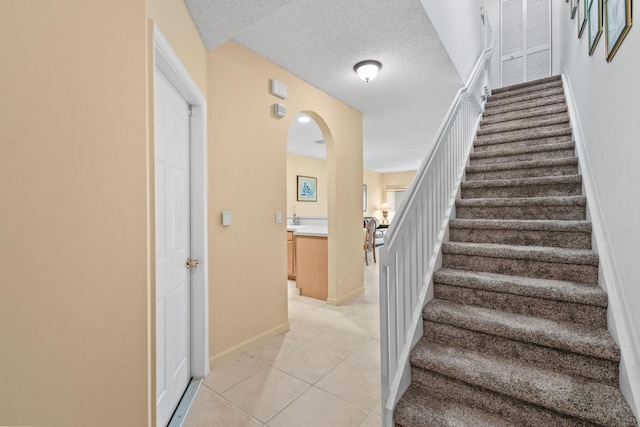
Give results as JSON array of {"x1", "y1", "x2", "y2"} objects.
[{"x1": 285, "y1": 112, "x2": 334, "y2": 306}]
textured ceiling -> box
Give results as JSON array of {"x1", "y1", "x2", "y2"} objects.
[{"x1": 186, "y1": 0, "x2": 462, "y2": 172}]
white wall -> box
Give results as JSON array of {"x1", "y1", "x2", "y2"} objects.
[
  {"x1": 557, "y1": 1, "x2": 640, "y2": 417},
  {"x1": 420, "y1": 0, "x2": 486, "y2": 82}
]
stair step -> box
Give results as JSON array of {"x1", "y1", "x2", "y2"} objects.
[
  {"x1": 491, "y1": 75, "x2": 562, "y2": 96},
  {"x1": 410, "y1": 368, "x2": 600, "y2": 427},
  {"x1": 486, "y1": 87, "x2": 565, "y2": 110},
  {"x1": 475, "y1": 127, "x2": 572, "y2": 151},
  {"x1": 456, "y1": 195, "x2": 586, "y2": 220},
  {"x1": 470, "y1": 141, "x2": 575, "y2": 166},
  {"x1": 461, "y1": 175, "x2": 582, "y2": 199},
  {"x1": 449, "y1": 218, "x2": 591, "y2": 249},
  {"x1": 488, "y1": 79, "x2": 563, "y2": 102},
  {"x1": 441, "y1": 241, "x2": 598, "y2": 284},
  {"x1": 409, "y1": 342, "x2": 636, "y2": 426},
  {"x1": 423, "y1": 298, "x2": 614, "y2": 360},
  {"x1": 478, "y1": 114, "x2": 569, "y2": 137},
  {"x1": 480, "y1": 103, "x2": 568, "y2": 127},
  {"x1": 465, "y1": 157, "x2": 578, "y2": 181},
  {"x1": 395, "y1": 384, "x2": 516, "y2": 427},
  {"x1": 433, "y1": 268, "x2": 605, "y2": 306},
  {"x1": 483, "y1": 94, "x2": 567, "y2": 118},
  {"x1": 434, "y1": 267, "x2": 606, "y2": 307}
]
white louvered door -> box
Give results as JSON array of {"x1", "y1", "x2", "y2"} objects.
[{"x1": 501, "y1": 0, "x2": 551, "y2": 86}]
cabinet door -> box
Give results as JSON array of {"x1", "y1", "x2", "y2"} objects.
[{"x1": 287, "y1": 239, "x2": 296, "y2": 279}]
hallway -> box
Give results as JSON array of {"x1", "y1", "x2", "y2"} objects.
[{"x1": 184, "y1": 253, "x2": 382, "y2": 426}]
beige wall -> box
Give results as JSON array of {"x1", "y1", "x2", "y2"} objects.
[
  {"x1": 0, "y1": 0, "x2": 208, "y2": 425},
  {"x1": 148, "y1": 0, "x2": 207, "y2": 93},
  {"x1": 383, "y1": 170, "x2": 417, "y2": 191},
  {"x1": 287, "y1": 152, "x2": 328, "y2": 218},
  {"x1": 207, "y1": 42, "x2": 363, "y2": 362},
  {"x1": 0, "y1": 1, "x2": 150, "y2": 426},
  {"x1": 364, "y1": 169, "x2": 385, "y2": 221},
  {"x1": 1, "y1": 2, "x2": 363, "y2": 424}
]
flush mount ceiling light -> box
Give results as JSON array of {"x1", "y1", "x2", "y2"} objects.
[
  {"x1": 297, "y1": 114, "x2": 311, "y2": 123},
  {"x1": 354, "y1": 60, "x2": 382, "y2": 82}
]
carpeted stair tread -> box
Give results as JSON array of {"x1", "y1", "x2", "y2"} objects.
[
  {"x1": 395, "y1": 384, "x2": 516, "y2": 427},
  {"x1": 469, "y1": 141, "x2": 575, "y2": 165},
  {"x1": 448, "y1": 218, "x2": 592, "y2": 249},
  {"x1": 488, "y1": 79, "x2": 563, "y2": 101},
  {"x1": 457, "y1": 195, "x2": 586, "y2": 208},
  {"x1": 486, "y1": 87, "x2": 565, "y2": 109},
  {"x1": 441, "y1": 241, "x2": 598, "y2": 266},
  {"x1": 477, "y1": 114, "x2": 569, "y2": 136},
  {"x1": 422, "y1": 299, "x2": 617, "y2": 360},
  {"x1": 475, "y1": 127, "x2": 572, "y2": 147},
  {"x1": 409, "y1": 369, "x2": 605, "y2": 427},
  {"x1": 455, "y1": 195, "x2": 587, "y2": 220},
  {"x1": 466, "y1": 156, "x2": 578, "y2": 174},
  {"x1": 490, "y1": 75, "x2": 561, "y2": 95},
  {"x1": 433, "y1": 267, "x2": 607, "y2": 309},
  {"x1": 461, "y1": 175, "x2": 582, "y2": 199},
  {"x1": 480, "y1": 103, "x2": 568, "y2": 127},
  {"x1": 450, "y1": 218, "x2": 590, "y2": 232},
  {"x1": 432, "y1": 268, "x2": 607, "y2": 328},
  {"x1": 462, "y1": 174, "x2": 582, "y2": 189},
  {"x1": 482, "y1": 94, "x2": 567, "y2": 117},
  {"x1": 408, "y1": 341, "x2": 636, "y2": 426}
]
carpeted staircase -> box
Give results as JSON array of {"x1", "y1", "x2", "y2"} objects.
[{"x1": 394, "y1": 75, "x2": 638, "y2": 426}]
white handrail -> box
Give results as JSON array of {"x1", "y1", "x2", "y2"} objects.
[{"x1": 379, "y1": 35, "x2": 494, "y2": 426}]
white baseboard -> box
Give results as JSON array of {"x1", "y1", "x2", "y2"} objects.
[
  {"x1": 562, "y1": 72, "x2": 640, "y2": 417},
  {"x1": 327, "y1": 286, "x2": 364, "y2": 306},
  {"x1": 209, "y1": 322, "x2": 290, "y2": 368}
]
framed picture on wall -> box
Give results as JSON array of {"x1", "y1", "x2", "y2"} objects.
[
  {"x1": 578, "y1": 0, "x2": 588, "y2": 38},
  {"x1": 297, "y1": 175, "x2": 317, "y2": 202},
  {"x1": 588, "y1": 0, "x2": 603, "y2": 55},
  {"x1": 605, "y1": 0, "x2": 632, "y2": 62}
]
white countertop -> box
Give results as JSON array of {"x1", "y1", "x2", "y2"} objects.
[{"x1": 287, "y1": 225, "x2": 328, "y2": 237}]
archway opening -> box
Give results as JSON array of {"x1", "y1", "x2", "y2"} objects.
[{"x1": 285, "y1": 111, "x2": 335, "y2": 310}]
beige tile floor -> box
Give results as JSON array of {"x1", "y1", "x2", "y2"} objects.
[{"x1": 183, "y1": 249, "x2": 382, "y2": 427}]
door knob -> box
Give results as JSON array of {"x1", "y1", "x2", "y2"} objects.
[{"x1": 186, "y1": 258, "x2": 200, "y2": 269}]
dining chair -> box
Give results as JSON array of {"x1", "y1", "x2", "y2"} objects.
[{"x1": 364, "y1": 218, "x2": 377, "y2": 265}]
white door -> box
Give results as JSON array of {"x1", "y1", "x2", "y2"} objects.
[
  {"x1": 155, "y1": 69, "x2": 192, "y2": 427},
  {"x1": 501, "y1": 0, "x2": 551, "y2": 86}
]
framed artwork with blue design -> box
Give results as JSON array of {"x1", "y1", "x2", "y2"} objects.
[
  {"x1": 297, "y1": 175, "x2": 317, "y2": 202},
  {"x1": 605, "y1": 0, "x2": 632, "y2": 62}
]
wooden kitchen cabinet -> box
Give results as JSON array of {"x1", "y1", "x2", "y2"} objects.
[
  {"x1": 294, "y1": 235, "x2": 328, "y2": 300},
  {"x1": 287, "y1": 231, "x2": 296, "y2": 280}
]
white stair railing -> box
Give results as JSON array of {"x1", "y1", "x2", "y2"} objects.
[{"x1": 379, "y1": 37, "x2": 494, "y2": 426}]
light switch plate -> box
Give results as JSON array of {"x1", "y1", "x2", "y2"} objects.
[
  {"x1": 274, "y1": 103, "x2": 286, "y2": 118},
  {"x1": 275, "y1": 210, "x2": 282, "y2": 224},
  {"x1": 222, "y1": 211, "x2": 232, "y2": 227}
]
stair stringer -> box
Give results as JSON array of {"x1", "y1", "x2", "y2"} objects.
[{"x1": 562, "y1": 72, "x2": 640, "y2": 417}]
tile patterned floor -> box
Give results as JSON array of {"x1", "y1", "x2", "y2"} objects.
[{"x1": 183, "y1": 250, "x2": 382, "y2": 427}]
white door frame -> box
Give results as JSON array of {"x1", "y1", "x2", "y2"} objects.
[{"x1": 154, "y1": 25, "x2": 209, "y2": 381}]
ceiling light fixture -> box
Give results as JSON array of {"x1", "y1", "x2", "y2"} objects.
[
  {"x1": 354, "y1": 60, "x2": 382, "y2": 82},
  {"x1": 297, "y1": 115, "x2": 311, "y2": 123}
]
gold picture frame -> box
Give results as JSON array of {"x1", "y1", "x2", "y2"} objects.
[
  {"x1": 297, "y1": 175, "x2": 317, "y2": 202},
  {"x1": 605, "y1": 0, "x2": 633, "y2": 62},
  {"x1": 588, "y1": 0, "x2": 604, "y2": 56},
  {"x1": 578, "y1": 0, "x2": 588, "y2": 38}
]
